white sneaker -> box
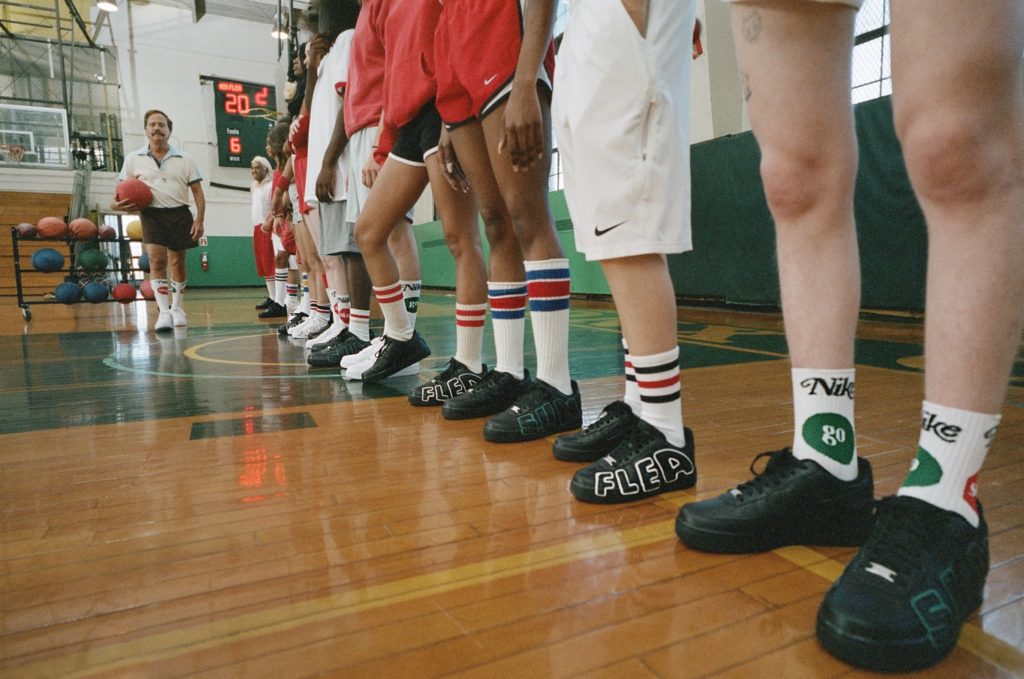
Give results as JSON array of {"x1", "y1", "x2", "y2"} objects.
[
  {"x1": 305, "y1": 318, "x2": 344, "y2": 349},
  {"x1": 171, "y1": 308, "x2": 187, "y2": 327},
  {"x1": 286, "y1": 315, "x2": 314, "y2": 337},
  {"x1": 341, "y1": 335, "x2": 383, "y2": 370},
  {"x1": 154, "y1": 311, "x2": 174, "y2": 332},
  {"x1": 344, "y1": 354, "x2": 419, "y2": 381},
  {"x1": 291, "y1": 315, "x2": 329, "y2": 340}
]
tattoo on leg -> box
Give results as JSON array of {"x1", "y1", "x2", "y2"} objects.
[
  {"x1": 741, "y1": 11, "x2": 762, "y2": 43},
  {"x1": 742, "y1": 72, "x2": 752, "y2": 101}
]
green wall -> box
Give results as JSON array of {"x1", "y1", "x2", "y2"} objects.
[{"x1": 196, "y1": 96, "x2": 929, "y2": 312}]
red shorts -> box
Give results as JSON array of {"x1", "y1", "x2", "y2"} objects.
[
  {"x1": 435, "y1": 0, "x2": 555, "y2": 125},
  {"x1": 276, "y1": 220, "x2": 298, "y2": 256},
  {"x1": 253, "y1": 224, "x2": 275, "y2": 277}
]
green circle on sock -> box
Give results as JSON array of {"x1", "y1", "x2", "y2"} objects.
[{"x1": 803, "y1": 413, "x2": 855, "y2": 464}]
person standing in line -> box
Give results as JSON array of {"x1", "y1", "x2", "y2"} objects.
[
  {"x1": 250, "y1": 155, "x2": 285, "y2": 317},
  {"x1": 429, "y1": 0, "x2": 583, "y2": 444},
  {"x1": 676, "y1": 0, "x2": 1024, "y2": 672},
  {"x1": 112, "y1": 109, "x2": 204, "y2": 332},
  {"x1": 545, "y1": 0, "x2": 697, "y2": 497}
]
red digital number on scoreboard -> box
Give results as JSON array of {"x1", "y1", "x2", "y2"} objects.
[{"x1": 229, "y1": 136, "x2": 242, "y2": 154}]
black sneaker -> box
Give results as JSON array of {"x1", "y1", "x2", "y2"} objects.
[
  {"x1": 676, "y1": 449, "x2": 874, "y2": 553},
  {"x1": 255, "y1": 296, "x2": 272, "y2": 310},
  {"x1": 409, "y1": 358, "x2": 487, "y2": 406},
  {"x1": 259, "y1": 301, "x2": 288, "y2": 318},
  {"x1": 570, "y1": 420, "x2": 696, "y2": 503},
  {"x1": 278, "y1": 312, "x2": 307, "y2": 336},
  {"x1": 553, "y1": 400, "x2": 639, "y2": 462},
  {"x1": 360, "y1": 331, "x2": 431, "y2": 383},
  {"x1": 483, "y1": 380, "x2": 583, "y2": 443},
  {"x1": 307, "y1": 330, "x2": 373, "y2": 367},
  {"x1": 816, "y1": 496, "x2": 988, "y2": 672},
  {"x1": 441, "y1": 369, "x2": 532, "y2": 420}
]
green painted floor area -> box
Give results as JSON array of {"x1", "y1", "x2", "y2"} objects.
[{"x1": 4, "y1": 291, "x2": 1006, "y2": 436}]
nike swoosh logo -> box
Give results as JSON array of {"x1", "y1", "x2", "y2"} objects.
[
  {"x1": 594, "y1": 220, "x2": 627, "y2": 236},
  {"x1": 484, "y1": 74, "x2": 499, "y2": 85}
]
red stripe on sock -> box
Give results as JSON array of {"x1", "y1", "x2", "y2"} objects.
[
  {"x1": 637, "y1": 375, "x2": 680, "y2": 390},
  {"x1": 489, "y1": 294, "x2": 527, "y2": 310},
  {"x1": 527, "y1": 279, "x2": 570, "y2": 298}
]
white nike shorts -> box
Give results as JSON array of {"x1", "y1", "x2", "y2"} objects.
[
  {"x1": 345, "y1": 126, "x2": 414, "y2": 226},
  {"x1": 553, "y1": 0, "x2": 694, "y2": 261}
]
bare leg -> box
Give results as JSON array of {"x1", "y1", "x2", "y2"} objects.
[
  {"x1": 355, "y1": 159, "x2": 429, "y2": 286},
  {"x1": 425, "y1": 153, "x2": 488, "y2": 306}
]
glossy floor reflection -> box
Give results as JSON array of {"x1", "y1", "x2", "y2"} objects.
[{"x1": 0, "y1": 289, "x2": 1021, "y2": 677}]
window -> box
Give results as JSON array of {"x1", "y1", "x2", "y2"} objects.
[{"x1": 851, "y1": 0, "x2": 891, "y2": 104}]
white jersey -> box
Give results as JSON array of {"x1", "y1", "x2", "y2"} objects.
[
  {"x1": 306, "y1": 29, "x2": 354, "y2": 205},
  {"x1": 251, "y1": 180, "x2": 272, "y2": 225}
]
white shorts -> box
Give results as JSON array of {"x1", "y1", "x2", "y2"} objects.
[
  {"x1": 271, "y1": 232, "x2": 284, "y2": 252},
  {"x1": 553, "y1": 0, "x2": 694, "y2": 261},
  {"x1": 346, "y1": 126, "x2": 415, "y2": 226}
]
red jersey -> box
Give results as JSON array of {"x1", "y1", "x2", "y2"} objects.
[
  {"x1": 375, "y1": 0, "x2": 441, "y2": 131},
  {"x1": 344, "y1": 0, "x2": 387, "y2": 137}
]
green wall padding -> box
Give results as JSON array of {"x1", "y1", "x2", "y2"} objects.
[{"x1": 185, "y1": 236, "x2": 265, "y2": 287}]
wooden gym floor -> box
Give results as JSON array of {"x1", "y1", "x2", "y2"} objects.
[{"x1": 1, "y1": 289, "x2": 1022, "y2": 678}]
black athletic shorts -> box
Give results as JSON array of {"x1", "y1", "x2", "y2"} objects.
[
  {"x1": 140, "y1": 205, "x2": 197, "y2": 251},
  {"x1": 390, "y1": 102, "x2": 442, "y2": 166}
]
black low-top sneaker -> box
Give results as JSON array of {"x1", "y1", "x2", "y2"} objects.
[
  {"x1": 360, "y1": 331, "x2": 431, "y2": 383},
  {"x1": 816, "y1": 496, "x2": 988, "y2": 673},
  {"x1": 483, "y1": 380, "x2": 582, "y2": 443},
  {"x1": 307, "y1": 329, "x2": 359, "y2": 367},
  {"x1": 409, "y1": 358, "x2": 487, "y2": 406},
  {"x1": 553, "y1": 400, "x2": 639, "y2": 462},
  {"x1": 255, "y1": 296, "x2": 272, "y2": 310},
  {"x1": 278, "y1": 312, "x2": 307, "y2": 336},
  {"x1": 259, "y1": 301, "x2": 288, "y2": 318},
  {"x1": 676, "y1": 449, "x2": 874, "y2": 553},
  {"x1": 442, "y1": 369, "x2": 532, "y2": 420},
  {"x1": 571, "y1": 420, "x2": 695, "y2": 503}
]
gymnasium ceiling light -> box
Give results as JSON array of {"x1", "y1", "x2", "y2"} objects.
[{"x1": 96, "y1": 0, "x2": 118, "y2": 12}]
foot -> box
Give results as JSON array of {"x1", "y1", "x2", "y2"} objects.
[
  {"x1": 341, "y1": 336, "x2": 383, "y2": 370},
  {"x1": 553, "y1": 400, "x2": 639, "y2": 462},
  {"x1": 441, "y1": 369, "x2": 532, "y2": 420},
  {"x1": 570, "y1": 420, "x2": 696, "y2": 503},
  {"x1": 307, "y1": 330, "x2": 373, "y2": 368},
  {"x1": 359, "y1": 331, "x2": 431, "y2": 383},
  {"x1": 171, "y1": 308, "x2": 187, "y2": 327},
  {"x1": 483, "y1": 380, "x2": 582, "y2": 443},
  {"x1": 290, "y1": 316, "x2": 329, "y2": 340},
  {"x1": 305, "y1": 318, "x2": 345, "y2": 349},
  {"x1": 675, "y1": 449, "x2": 875, "y2": 553},
  {"x1": 278, "y1": 312, "x2": 307, "y2": 336},
  {"x1": 258, "y1": 301, "x2": 288, "y2": 319},
  {"x1": 408, "y1": 358, "x2": 488, "y2": 407},
  {"x1": 816, "y1": 496, "x2": 988, "y2": 672},
  {"x1": 154, "y1": 311, "x2": 174, "y2": 332}
]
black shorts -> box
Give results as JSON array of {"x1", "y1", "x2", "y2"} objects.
[
  {"x1": 141, "y1": 205, "x2": 197, "y2": 251},
  {"x1": 390, "y1": 102, "x2": 442, "y2": 166}
]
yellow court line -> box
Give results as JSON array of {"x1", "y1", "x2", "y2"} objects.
[
  {"x1": 771, "y1": 545, "x2": 1024, "y2": 675},
  {"x1": 20, "y1": 521, "x2": 675, "y2": 677},
  {"x1": 182, "y1": 334, "x2": 309, "y2": 367}
]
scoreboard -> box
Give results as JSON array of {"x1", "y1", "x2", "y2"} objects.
[{"x1": 211, "y1": 78, "x2": 276, "y2": 168}]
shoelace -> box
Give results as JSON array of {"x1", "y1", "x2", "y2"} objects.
[
  {"x1": 602, "y1": 422, "x2": 659, "y2": 466},
  {"x1": 855, "y1": 497, "x2": 943, "y2": 586},
  {"x1": 730, "y1": 449, "x2": 802, "y2": 499},
  {"x1": 429, "y1": 359, "x2": 462, "y2": 385},
  {"x1": 373, "y1": 335, "x2": 396, "y2": 359},
  {"x1": 581, "y1": 401, "x2": 631, "y2": 434}
]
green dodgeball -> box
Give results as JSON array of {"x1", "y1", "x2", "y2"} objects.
[
  {"x1": 903, "y1": 447, "x2": 943, "y2": 487},
  {"x1": 802, "y1": 413, "x2": 855, "y2": 464}
]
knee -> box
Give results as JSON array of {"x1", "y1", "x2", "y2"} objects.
[
  {"x1": 896, "y1": 109, "x2": 1007, "y2": 206},
  {"x1": 355, "y1": 219, "x2": 387, "y2": 253},
  {"x1": 759, "y1": 147, "x2": 852, "y2": 224},
  {"x1": 478, "y1": 205, "x2": 514, "y2": 248}
]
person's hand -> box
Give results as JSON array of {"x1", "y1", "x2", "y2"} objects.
[
  {"x1": 261, "y1": 215, "x2": 274, "y2": 233},
  {"x1": 190, "y1": 219, "x2": 204, "y2": 240},
  {"x1": 362, "y1": 153, "x2": 380, "y2": 188},
  {"x1": 437, "y1": 127, "x2": 469, "y2": 193},
  {"x1": 307, "y1": 34, "x2": 330, "y2": 71},
  {"x1": 498, "y1": 81, "x2": 545, "y2": 172},
  {"x1": 316, "y1": 165, "x2": 336, "y2": 203},
  {"x1": 111, "y1": 198, "x2": 139, "y2": 212}
]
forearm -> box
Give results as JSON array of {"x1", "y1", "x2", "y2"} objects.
[
  {"x1": 514, "y1": 0, "x2": 556, "y2": 88},
  {"x1": 191, "y1": 184, "x2": 206, "y2": 221},
  {"x1": 322, "y1": 107, "x2": 350, "y2": 171}
]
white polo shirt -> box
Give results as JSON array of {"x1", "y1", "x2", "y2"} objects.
[
  {"x1": 119, "y1": 144, "x2": 203, "y2": 209},
  {"x1": 305, "y1": 29, "x2": 353, "y2": 205}
]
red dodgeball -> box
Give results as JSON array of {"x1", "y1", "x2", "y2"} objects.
[
  {"x1": 115, "y1": 178, "x2": 154, "y2": 210},
  {"x1": 98, "y1": 224, "x2": 117, "y2": 240},
  {"x1": 15, "y1": 222, "x2": 37, "y2": 239},
  {"x1": 36, "y1": 216, "x2": 68, "y2": 239},
  {"x1": 113, "y1": 282, "x2": 137, "y2": 304},
  {"x1": 69, "y1": 218, "x2": 98, "y2": 240}
]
